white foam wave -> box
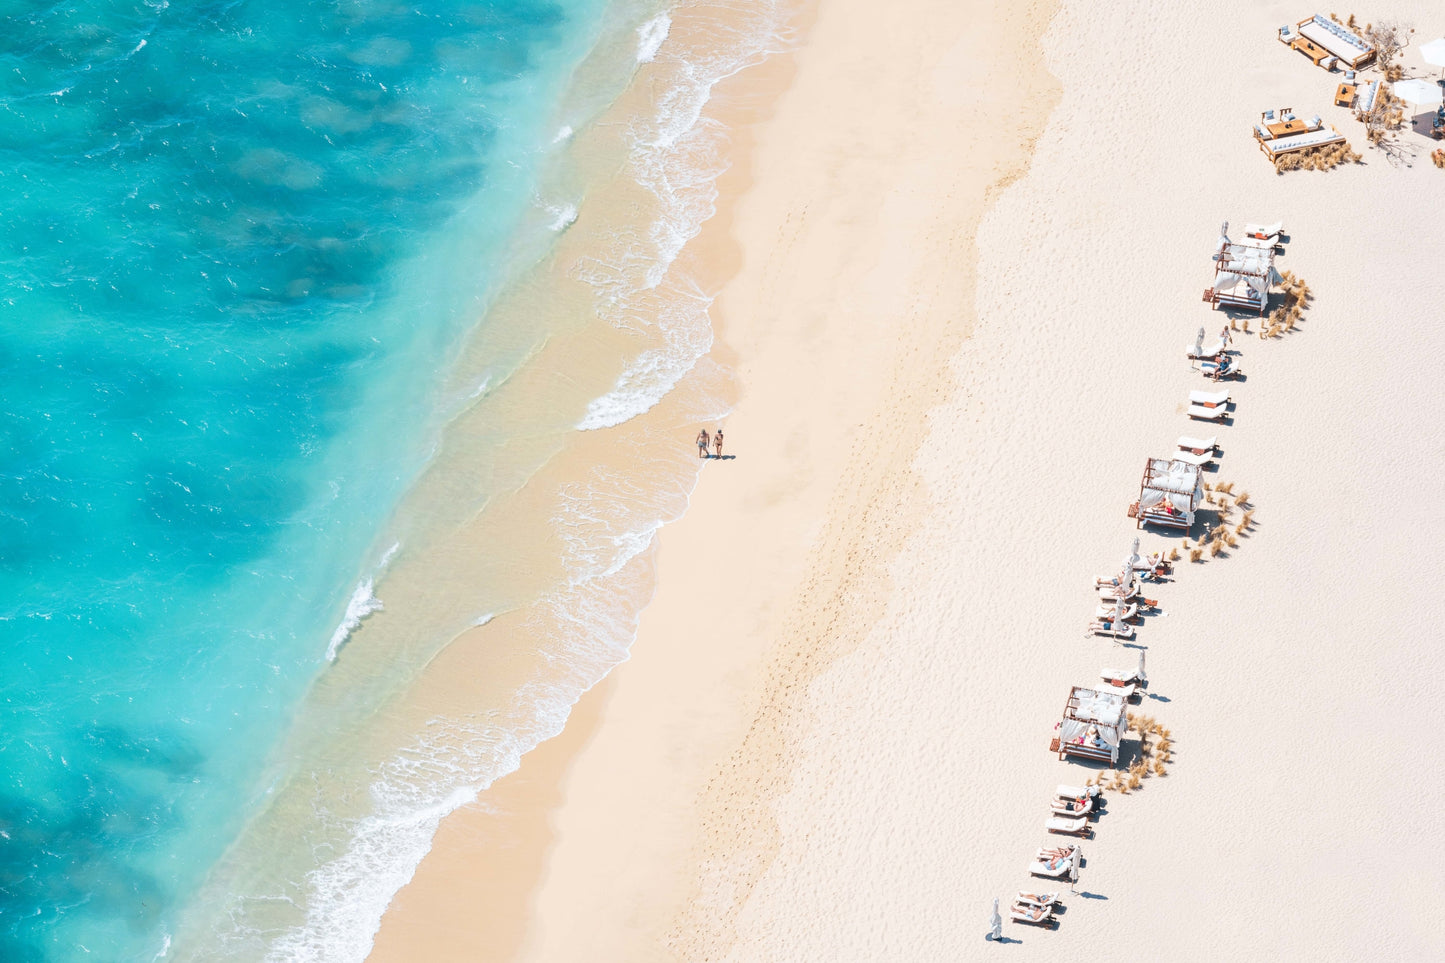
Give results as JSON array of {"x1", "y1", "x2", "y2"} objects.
[
  {"x1": 546, "y1": 202, "x2": 579, "y2": 232},
  {"x1": 551, "y1": 124, "x2": 574, "y2": 144},
  {"x1": 636, "y1": 13, "x2": 671, "y2": 63},
  {"x1": 575, "y1": 0, "x2": 792, "y2": 431},
  {"x1": 325, "y1": 580, "x2": 384, "y2": 662}
]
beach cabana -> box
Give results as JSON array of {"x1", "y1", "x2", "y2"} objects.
[
  {"x1": 1056, "y1": 686, "x2": 1126, "y2": 765},
  {"x1": 1203, "y1": 223, "x2": 1281, "y2": 313},
  {"x1": 1133, "y1": 457, "x2": 1202, "y2": 531}
]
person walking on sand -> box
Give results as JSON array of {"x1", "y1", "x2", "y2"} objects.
[
  {"x1": 696, "y1": 428, "x2": 711, "y2": 459},
  {"x1": 713, "y1": 427, "x2": 724, "y2": 459}
]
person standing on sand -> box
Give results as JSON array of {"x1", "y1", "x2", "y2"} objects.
[
  {"x1": 696, "y1": 428, "x2": 710, "y2": 458},
  {"x1": 713, "y1": 428, "x2": 724, "y2": 459}
]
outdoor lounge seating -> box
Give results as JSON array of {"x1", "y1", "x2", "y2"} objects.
[
  {"x1": 1205, "y1": 223, "x2": 1282, "y2": 314},
  {"x1": 1058, "y1": 688, "x2": 1124, "y2": 764},
  {"x1": 1135, "y1": 457, "x2": 1203, "y2": 530},
  {"x1": 1188, "y1": 403, "x2": 1230, "y2": 421},
  {"x1": 1045, "y1": 815, "x2": 1091, "y2": 837},
  {"x1": 1010, "y1": 901, "x2": 1056, "y2": 926},
  {"x1": 1051, "y1": 792, "x2": 1092, "y2": 814},
  {"x1": 1101, "y1": 651, "x2": 1146, "y2": 687},
  {"x1": 1189, "y1": 388, "x2": 1229, "y2": 407},
  {"x1": 1096, "y1": 579, "x2": 1139, "y2": 602},
  {"x1": 1171, "y1": 447, "x2": 1215, "y2": 466},
  {"x1": 1029, "y1": 843, "x2": 1080, "y2": 878},
  {"x1": 1087, "y1": 618, "x2": 1135, "y2": 639},
  {"x1": 1295, "y1": 14, "x2": 1376, "y2": 69},
  {"x1": 1177, "y1": 434, "x2": 1216, "y2": 454},
  {"x1": 1093, "y1": 601, "x2": 1138, "y2": 621},
  {"x1": 1015, "y1": 891, "x2": 1059, "y2": 908},
  {"x1": 1241, "y1": 221, "x2": 1283, "y2": 239}
]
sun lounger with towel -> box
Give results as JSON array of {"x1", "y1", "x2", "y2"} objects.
[
  {"x1": 1177, "y1": 435, "x2": 1217, "y2": 454},
  {"x1": 1172, "y1": 448, "x2": 1215, "y2": 466},
  {"x1": 1029, "y1": 844, "x2": 1080, "y2": 879},
  {"x1": 1093, "y1": 601, "x2": 1138, "y2": 621},
  {"x1": 1188, "y1": 404, "x2": 1230, "y2": 421},
  {"x1": 1015, "y1": 891, "x2": 1059, "y2": 908},
  {"x1": 1009, "y1": 901, "x2": 1056, "y2": 926},
  {"x1": 1190, "y1": 389, "x2": 1230, "y2": 407},
  {"x1": 1242, "y1": 221, "x2": 1284, "y2": 239},
  {"x1": 1088, "y1": 618, "x2": 1135, "y2": 639},
  {"x1": 1045, "y1": 815, "x2": 1092, "y2": 837}
]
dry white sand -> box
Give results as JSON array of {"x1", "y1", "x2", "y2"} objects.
[{"x1": 372, "y1": 1, "x2": 1445, "y2": 960}]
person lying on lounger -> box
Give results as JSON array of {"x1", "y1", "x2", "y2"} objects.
[{"x1": 1013, "y1": 903, "x2": 1050, "y2": 922}]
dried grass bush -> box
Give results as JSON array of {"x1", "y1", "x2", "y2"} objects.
[
  {"x1": 1209, "y1": 539, "x2": 1224, "y2": 557},
  {"x1": 1169, "y1": 546, "x2": 1181, "y2": 562},
  {"x1": 1234, "y1": 490, "x2": 1250, "y2": 506},
  {"x1": 1241, "y1": 318, "x2": 1251, "y2": 334},
  {"x1": 1127, "y1": 772, "x2": 1142, "y2": 790},
  {"x1": 1217, "y1": 481, "x2": 1233, "y2": 494},
  {"x1": 1154, "y1": 759, "x2": 1168, "y2": 776},
  {"x1": 1432, "y1": 148, "x2": 1445, "y2": 170},
  {"x1": 1189, "y1": 547, "x2": 1203, "y2": 563}
]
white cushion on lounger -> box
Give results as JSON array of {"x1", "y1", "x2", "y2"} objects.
[
  {"x1": 1177, "y1": 435, "x2": 1216, "y2": 451},
  {"x1": 1188, "y1": 404, "x2": 1229, "y2": 420},
  {"x1": 1189, "y1": 388, "x2": 1230, "y2": 405}
]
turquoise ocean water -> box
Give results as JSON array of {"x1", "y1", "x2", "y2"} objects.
[{"x1": 0, "y1": 0, "x2": 619, "y2": 957}]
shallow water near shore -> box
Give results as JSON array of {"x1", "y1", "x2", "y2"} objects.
[{"x1": 0, "y1": 0, "x2": 797, "y2": 958}]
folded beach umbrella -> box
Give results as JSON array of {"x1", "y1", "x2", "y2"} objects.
[
  {"x1": 1137, "y1": 647, "x2": 1147, "y2": 684},
  {"x1": 1125, "y1": 536, "x2": 1141, "y2": 572},
  {"x1": 1392, "y1": 78, "x2": 1443, "y2": 109},
  {"x1": 988, "y1": 897, "x2": 1002, "y2": 941},
  {"x1": 1419, "y1": 37, "x2": 1445, "y2": 78}
]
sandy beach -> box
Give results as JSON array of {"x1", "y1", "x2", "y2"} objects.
[{"x1": 372, "y1": 1, "x2": 1445, "y2": 960}]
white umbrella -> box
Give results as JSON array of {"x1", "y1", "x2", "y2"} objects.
[
  {"x1": 1125, "y1": 536, "x2": 1141, "y2": 571},
  {"x1": 987, "y1": 897, "x2": 1003, "y2": 941},
  {"x1": 1392, "y1": 78, "x2": 1443, "y2": 108},
  {"x1": 1069, "y1": 847, "x2": 1082, "y2": 888},
  {"x1": 1420, "y1": 37, "x2": 1445, "y2": 77},
  {"x1": 1113, "y1": 598, "x2": 1128, "y2": 625},
  {"x1": 1137, "y1": 648, "x2": 1148, "y2": 684}
]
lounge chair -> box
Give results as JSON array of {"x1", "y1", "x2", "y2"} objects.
[
  {"x1": 1098, "y1": 679, "x2": 1137, "y2": 699},
  {"x1": 1088, "y1": 618, "x2": 1135, "y2": 639},
  {"x1": 1261, "y1": 108, "x2": 1276, "y2": 121},
  {"x1": 1200, "y1": 356, "x2": 1238, "y2": 381},
  {"x1": 1045, "y1": 815, "x2": 1091, "y2": 837},
  {"x1": 1172, "y1": 448, "x2": 1214, "y2": 466},
  {"x1": 1029, "y1": 844, "x2": 1079, "y2": 878},
  {"x1": 1009, "y1": 901, "x2": 1056, "y2": 926},
  {"x1": 1254, "y1": 124, "x2": 1273, "y2": 141},
  {"x1": 1097, "y1": 581, "x2": 1140, "y2": 603},
  {"x1": 1186, "y1": 337, "x2": 1226, "y2": 359},
  {"x1": 1241, "y1": 221, "x2": 1284, "y2": 239},
  {"x1": 1177, "y1": 434, "x2": 1216, "y2": 454},
  {"x1": 1055, "y1": 784, "x2": 1100, "y2": 801},
  {"x1": 1015, "y1": 890, "x2": 1059, "y2": 908},
  {"x1": 1050, "y1": 793, "x2": 1093, "y2": 816},
  {"x1": 1188, "y1": 403, "x2": 1230, "y2": 421},
  {"x1": 1101, "y1": 653, "x2": 1146, "y2": 687},
  {"x1": 1094, "y1": 601, "x2": 1138, "y2": 621},
  {"x1": 1189, "y1": 388, "x2": 1230, "y2": 406}
]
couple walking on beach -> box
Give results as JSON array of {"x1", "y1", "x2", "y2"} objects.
[{"x1": 696, "y1": 427, "x2": 724, "y2": 459}]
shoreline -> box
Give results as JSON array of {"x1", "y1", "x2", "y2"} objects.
[
  {"x1": 370, "y1": 0, "x2": 1063, "y2": 957},
  {"x1": 377, "y1": 0, "x2": 1445, "y2": 960}
]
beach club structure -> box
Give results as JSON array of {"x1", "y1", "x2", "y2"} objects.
[
  {"x1": 1055, "y1": 686, "x2": 1127, "y2": 765},
  {"x1": 1203, "y1": 222, "x2": 1282, "y2": 313},
  {"x1": 1278, "y1": 15, "x2": 1377, "y2": 70},
  {"x1": 1131, "y1": 457, "x2": 1203, "y2": 531}
]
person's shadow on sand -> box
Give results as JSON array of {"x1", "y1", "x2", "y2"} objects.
[{"x1": 705, "y1": 454, "x2": 737, "y2": 460}]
